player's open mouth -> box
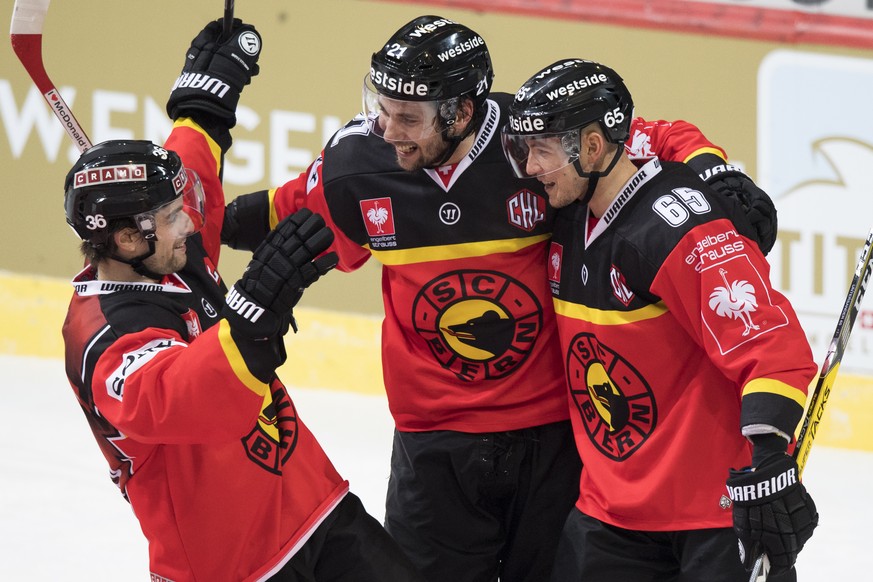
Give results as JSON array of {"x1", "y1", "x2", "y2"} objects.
[{"x1": 395, "y1": 144, "x2": 417, "y2": 155}]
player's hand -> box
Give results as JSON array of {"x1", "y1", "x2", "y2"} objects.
[
  {"x1": 687, "y1": 153, "x2": 777, "y2": 255},
  {"x1": 167, "y1": 18, "x2": 262, "y2": 127},
  {"x1": 726, "y1": 454, "x2": 818, "y2": 576}
]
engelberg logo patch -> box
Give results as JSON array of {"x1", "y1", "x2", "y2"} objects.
[{"x1": 700, "y1": 255, "x2": 789, "y2": 354}]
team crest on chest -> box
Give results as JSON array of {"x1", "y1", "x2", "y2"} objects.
[
  {"x1": 242, "y1": 385, "x2": 299, "y2": 474},
  {"x1": 360, "y1": 197, "x2": 397, "y2": 248},
  {"x1": 506, "y1": 189, "x2": 546, "y2": 231},
  {"x1": 567, "y1": 333, "x2": 657, "y2": 461},
  {"x1": 412, "y1": 270, "x2": 543, "y2": 382}
]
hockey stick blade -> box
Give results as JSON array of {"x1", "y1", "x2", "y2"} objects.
[
  {"x1": 750, "y1": 225, "x2": 873, "y2": 582},
  {"x1": 10, "y1": 0, "x2": 91, "y2": 152}
]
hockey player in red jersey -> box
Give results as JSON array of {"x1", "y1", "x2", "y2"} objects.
[
  {"x1": 501, "y1": 58, "x2": 818, "y2": 581},
  {"x1": 220, "y1": 15, "x2": 779, "y2": 582},
  {"x1": 61, "y1": 18, "x2": 424, "y2": 582}
]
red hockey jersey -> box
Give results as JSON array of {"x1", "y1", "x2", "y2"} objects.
[
  {"x1": 62, "y1": 120, "x2": 348, "y2": 581},
  {"x1": 549, "y1": 158, "x2": 816, "y2": 530},
  {"x1": 263, "y1": 94, "x2": 730, "y2": 433}
]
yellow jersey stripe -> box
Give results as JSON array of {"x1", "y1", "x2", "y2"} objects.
[
  {"x1": 553, "y1": 298, "x2": 667, "y2": 325},
  {"x1": 217, "y1": 319, "x2": 269, "y2": 397},
  {"x1": 370, "y1": 234, "x2": 551, "y2": 265},
  {"x1": 743, "y1": 377, "x2": 809, "y2": 407}
]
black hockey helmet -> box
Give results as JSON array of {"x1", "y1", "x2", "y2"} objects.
[
  {"x1": 368, "y1": 15, "x2": 493, "y2": 104},
  {"x1": 501, "y1": 59, "x2": 633, "y2": 178},
  {"x1": 64, "y1": 140, "x2": 205, "y2": 249},
  {"x1": 364, "y1": 15, "x2": 493, "y2": 140}
]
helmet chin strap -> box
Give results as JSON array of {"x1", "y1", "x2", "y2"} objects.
[
  {"x1": 425, "y1": 103, "x2": 483, "y2": 169},
  {"x1": 572, "y1": 146, "x2": 623, "y2": 206},
  {"x1": 110, "y1": 240, "x2": 165, "y2": 281}
]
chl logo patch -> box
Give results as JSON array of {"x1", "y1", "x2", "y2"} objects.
[
  {"x1": 567, "y1": 332, "x2": 656, "y2": 461},
  {"x1": 412, "y1": 270, "x2": 543, "y2": 382},
  {"x1": 242, "y1": 384, "x2": 299, "y2": 474},
  {"x1": 506, "y1": 190, "x2": 546, "y2": 231}
]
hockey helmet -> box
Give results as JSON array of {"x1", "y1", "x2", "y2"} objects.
[
  {"x1": 64, "y1": 140, "x2": 206, "y2": 248},
  {"x1": 364, "y1": 15, "x2": 494, "y2": 140},
  {"x1": 501, "y1": 59, "x2": 633, "y2": 178}
]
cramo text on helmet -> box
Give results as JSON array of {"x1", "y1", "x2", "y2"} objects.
[
  {"x1": 407, "y1": 17, "x2": 457, "y2": 37},
  {"x1": 507, "y1": 115, "x2": 545, "y2": 133},
  {"x1": 545, "y1": 73, "x2": 609, "y2": 101},
  {"x1": 370, "y1": 69, "x2": 430, "y2": 97}
]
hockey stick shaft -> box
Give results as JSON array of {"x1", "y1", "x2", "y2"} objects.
[
  {"x1": 750, "y1": 225, "x2": 873, "y2": 582},
  {"x1": 10, "y1": 0, "x2": 91, "y2": 152},
  {"x1": 222, "y1": 0, "x2": 235, "y2": 41},
  {"x1": 794, "y1": 226, "x2": 873, "y2": 475}
]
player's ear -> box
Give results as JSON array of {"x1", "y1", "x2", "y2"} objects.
[
  {"x1": 448, "y1": 97, "x2": 475, "y2": 136},
  {"x1": 114, "y1": 226, "x2": 142, "y2": 252}
]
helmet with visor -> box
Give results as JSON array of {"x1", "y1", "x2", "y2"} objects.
[
  {"x1": 363, "y1": 15, "x2": 493, "y2": 142},
  {"x1": 64, "y1": 140, "x2": 206, "y2": 249},
  {"x1": 501, "y1": 59, "x2": 633, "y2": 179}
]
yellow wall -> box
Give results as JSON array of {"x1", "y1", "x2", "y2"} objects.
[
  {"x1": 3, "y1": 1, "x2": 872, "y2": 450},
  {"x1": 3, "y1": 0, "x2": 872, "y2": 315}
]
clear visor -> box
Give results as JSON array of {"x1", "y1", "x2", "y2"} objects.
[
  {"x1": 362, "y1": 74, "x2": 450, "y2": 141},
  {"x1": 134, "y1": 168, "x2": 206, "y2": 240},
  {"x1": 500, "y1": 128, "x2": 580, "y2": 179}
]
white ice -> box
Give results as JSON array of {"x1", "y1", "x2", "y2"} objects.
[{"x1": 1, "y1": 354, "x2": 868, "y2": 580}]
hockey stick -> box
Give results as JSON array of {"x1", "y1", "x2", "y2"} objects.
[
  {"x1": 10, "y1": 0, "x2": 91, "y2": 152},
  {"x1": 750, "y1": 225, "x2": 873, "y2": 581},
  {"x1": 222, "y1": 0, "x2": 235, "y2": 41}
]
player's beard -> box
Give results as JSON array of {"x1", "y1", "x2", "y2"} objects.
[{"x1": 392, "y1": 134, "x2": 452, "y2": 172}]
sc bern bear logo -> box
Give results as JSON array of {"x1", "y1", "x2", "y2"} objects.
[{"x1": 412, "y1": 270, "x2": 543, "y2": 382}]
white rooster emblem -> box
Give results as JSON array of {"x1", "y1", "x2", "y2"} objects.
[
  {"x1": 366, "y1": 201, "x2": 389, "y2": 234},
  {"x1": 550, "y1": 251, "x2": 561, "y2": 279},
  {"x1": 708, "y1": 267, "x2": 760, "y2": 336}
]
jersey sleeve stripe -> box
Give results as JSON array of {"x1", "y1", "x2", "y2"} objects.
[
  {"x1": 217, "y1": 319, "x2": 271, "y2": 397},
  {"x1": 682, "y1": 146, "x2": 726, "y2": 165},
  {"x1": 742, "y1": 377, "x2": 809, "y2": 408}
]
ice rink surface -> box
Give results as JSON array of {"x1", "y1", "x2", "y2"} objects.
[{"x1": 2, "y1": 354, "x2": 869, "y2": 580}]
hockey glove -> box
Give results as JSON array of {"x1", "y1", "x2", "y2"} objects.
[
  {"x1": 726, "y1": 453, "x2": 818, "y2": 577},
  {"x1": 223, "y1": 208, "x2": 338, "y2": 340},
  {"x1": 687, "y1": 153, "x2": 778, "y2": 255},
  {"x1": 167, "y1": 18, "x2": 262, "y2": 127}
]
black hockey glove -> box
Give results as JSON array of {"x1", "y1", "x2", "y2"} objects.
[
  {"x1": 167, "y1": 18, "x2": 262, "y2": 127},
  {"x1": 726, "y1": 452, "x2": 818, "y2": 577},
  {"x1": 223, "y1": 208, "x2": 338, "y2": 340},
  {"x1": 687, "y1": 153, "x2": 778, "y2": 255}
]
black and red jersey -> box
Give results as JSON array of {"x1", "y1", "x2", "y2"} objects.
[
  {"x1": 549, "y1": 158, "x2": 816, "y2": 530},
  {"x1": 262, "y1": 93, "x2": 730, "y2": 433},
  {"x1": 62, "y1": 120, "x2": 347, "y2": 582}
]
